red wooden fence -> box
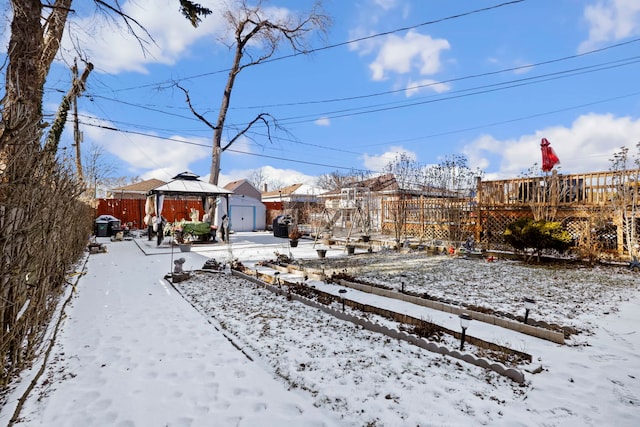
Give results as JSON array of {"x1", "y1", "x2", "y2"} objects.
[{"x1": 96, "y1": 198, "x2": 204, "y2": 228}]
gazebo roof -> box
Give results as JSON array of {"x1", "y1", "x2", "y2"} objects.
[{"x1": 148, "y1": 172, "x2": 233, "y2": 197}]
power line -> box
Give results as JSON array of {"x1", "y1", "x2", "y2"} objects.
[
  {"x1": 274, "y1": 56, "x2": 640, "y2": 126},
  {"x1": 77, "y1": 120, "x2": 366, "y2": 172},
  {"x1": 240, "y1": 37, "x2": 640, "y2": 110},
  {"x1": 70, "y1": 51, "x2": 640, "y2": 135},
  {"x1": 77, "y1": 86, "x2": 640, "y2": 173},
  {"x1": 110, "y1": 0, "x2": 526, "y2": 92}
]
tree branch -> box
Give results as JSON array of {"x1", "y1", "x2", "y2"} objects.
[
  {"x1": 94, "y1": 0, "x2": 156, "y2": 55},
  {"x1": 179, "y1": 0, "x2": 212, "y2": 28},
  {"x1": 222, "y1": 113, "x2": 275, "y2": 152},
  {"x1": 174, "y1": 83, "x2": 217, "y2": 130}
]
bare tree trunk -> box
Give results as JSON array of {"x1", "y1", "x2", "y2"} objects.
[
  {"x1": 209, "y1": 45, "x2": 242, "y2": 185},
  {"x1": 0, "y1": 0, "x2": 45, "y2": 155}
]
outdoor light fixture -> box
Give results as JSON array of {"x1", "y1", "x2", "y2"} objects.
[
  {"x1": 459, "y1": 313, "x2": 472, "y2": 351},
  {"x1": 524, "y1": 297, "x2": 536, "y2": 324},
  {"x1": 338, "y1": 289, "x2": 347, "y2": 312},
  {"x1": 321, "y1": 261, "x2": 325, "y2": 278}
]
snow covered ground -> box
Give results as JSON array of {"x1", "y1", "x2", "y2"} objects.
[{"x1": 1, "y1": 232, "x2": 639, "y2": 426}]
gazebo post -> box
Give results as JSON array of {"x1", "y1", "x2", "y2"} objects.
[{"x1": 224, "y1": 194, "x2": 230, "y2": 244}]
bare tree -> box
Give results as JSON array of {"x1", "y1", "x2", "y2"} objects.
[
  {"x1": 384, "y1": 153, "x2": 420, "y2": 247},
  {"x1": 316, "y1": 169, "x2": 368, "y2": 191},
  {"x1": 82, "y1": 143, "x2": 119, "y2": 201},
  {"x1": 609, "y1": 143, "x2": 640, "y2": 258},
  {"x1": 518, "y1": 164, "x2": 574, "y2": 222},
  {"x1": 247, "y1": 167, "x2": 284, "y2": 192},
  {"x1": 189, "y1": 0, "x2": 330, "y2": 187},
  {"x1": 419, "y1": 154, "x2": 482, "y2": 246}
]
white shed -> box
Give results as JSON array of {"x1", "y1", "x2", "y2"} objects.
[{"x1": 215, "y1": 195, "x2": 266, "y2": 232}]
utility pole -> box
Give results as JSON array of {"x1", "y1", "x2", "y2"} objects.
[
  {"x1": 43, "y1": 58, "x2": 93, "y2": 174},
  {"x1": 72, "y1": 58, "x2": 84, "y2": 182}
]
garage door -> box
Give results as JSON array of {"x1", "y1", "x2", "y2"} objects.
[{"x1": 229, "y1": 205, "x2": 255, "y2": 232}]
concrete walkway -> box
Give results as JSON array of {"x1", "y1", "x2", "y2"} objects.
[{"x1": 5, "y1": 236, "x2": 337, "y2": 427}]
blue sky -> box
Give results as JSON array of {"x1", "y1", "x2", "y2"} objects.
[{"x1": 3, "y1": 0, "x2": 640, "y2": 187}]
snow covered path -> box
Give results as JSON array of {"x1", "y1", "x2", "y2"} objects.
[{"x1": 7, "y1": 238, "x2": 337, "y2": 427}]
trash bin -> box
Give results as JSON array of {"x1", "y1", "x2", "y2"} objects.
[
  {"x1": 95, "y1": 220, "x2": 108, "y2": 237},
  {"x1": 107, "y1": 219, "x2": 121, "y2": 236},
  {"x1": 272, "y1": 215, "x2": 291, "y2": 238},
  {"x1": 95, "y1": 215, "x2": 121, "y2": 237}
]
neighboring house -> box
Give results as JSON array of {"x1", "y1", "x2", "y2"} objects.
[
  {"x1": 217, "y1": 180, "x2": 266, "y2": 232},
  {"x1": 224, "y1": 179, "x2": 262, "y2": 200},
  {"x1": 107, "y1": 179, "x2": 167, "y2": 199},
  {"x1": 261, "y1": 183, "x2": 323, "y2": 205},
  {"x1": 316, "y1": 174, "x2": 400, "y2": 233},
  {"x1": 262, "y1": 184, "x2": 324, "y2": 227}
]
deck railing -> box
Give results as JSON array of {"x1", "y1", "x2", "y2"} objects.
[{"x1": 477, "y1": 169, "x2": 640, "y2": 207}]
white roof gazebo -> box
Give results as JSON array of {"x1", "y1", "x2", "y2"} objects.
[
  {"x1": 149, "y1": 171, "x2": 233, "y2": 198},
  {"x1": 146, "y1": 171, "x2": 233, "y2": 230}
]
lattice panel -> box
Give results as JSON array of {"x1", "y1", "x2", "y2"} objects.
[{"x1": 379, "y1": 199, "x2": 634, "y2": 256}]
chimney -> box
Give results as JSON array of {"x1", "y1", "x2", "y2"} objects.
[{"x1": 263, "y1": 183, "x2": 268, "y2": 192}]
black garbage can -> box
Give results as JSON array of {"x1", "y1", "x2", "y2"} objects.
[
  {"x1": 272, "y1": 215, "x2": 291, "y2": 238},
  {"x1": 95, "y1": 215, "x2": 121, "y2": 237},
  {"x1": 107, "y1": 219, "x2": 121, "y2": 236},
  {"x1": 95, "y1": 220, "x2": 108, "y2": 237}
]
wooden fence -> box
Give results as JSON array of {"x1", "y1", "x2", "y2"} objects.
[
  {"x1": 96, "y1": 198, "x2": 204, "y2": 228},
  {"x1": 381, "y1": 169, "x2": 640, "y2": 256}
]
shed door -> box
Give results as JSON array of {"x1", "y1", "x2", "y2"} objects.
[{"x1": 229, "y1": 205, "x2": 255, "y2": 232}]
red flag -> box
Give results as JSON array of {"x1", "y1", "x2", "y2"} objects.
[{"x1": 540, "y1": 138, "x2": 560, "y2": 172}]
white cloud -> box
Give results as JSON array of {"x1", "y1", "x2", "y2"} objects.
[
  {"x1": 372, "y1": 0, "x2": 399, "y2": 11},
  {"x1": 579, "y1": 0, "x2": 640, "y2": 52},
  {"x1": 60, "y1": 0, "x2": 228, "y2": 74},
  {"x1": 219, "y1": 165, "x2": 317, "y2": 188},
  {"x1": 362, "y1": 146, "x2": 417, "y2": 172},
  {"x1": 81, "y1": 115, "x2": 210, "y2": 180},
  {"x1": 405, "y1": 79, "x2": 451, "y2": 97},
  {"x1": 369, "y1": 30, "x2": 450, "y2": 81},
  {"x1": 462, "y1": 113, "x2": 640, "y2": 179},
  {"x1": 223, "y1": 134, "x2": 254, "y2": 156},
  {"x1": 314, "y1": 117, "x2": 331, "y2": 126},
  {"x1": 512, "y1": 62, "x2": 534, "y2": 75}
]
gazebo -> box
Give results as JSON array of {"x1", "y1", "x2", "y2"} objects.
[{"x1": 146, "y1": 171, "x2": 233, "y2": 241}]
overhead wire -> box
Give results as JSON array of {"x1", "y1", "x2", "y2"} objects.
[
  {"x1": 239, "y1": 36, "x2": 640, "y2": 110},
  {"x1": 109, "y1": 0, "x2": 527, "y2": 93},
  {"x1": 69, "y1": 50, "x2": 640, "y2": 136},
  {"x1": 77, "y1": 84, "x2": 640, "y2": 173},
  {"x1": 274, "y1": 56, "x2": 640, "y2": 126}
]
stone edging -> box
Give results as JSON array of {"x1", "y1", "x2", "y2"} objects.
[{"x1": 234, "y1": 270, "x2": 526, "y2": 384}]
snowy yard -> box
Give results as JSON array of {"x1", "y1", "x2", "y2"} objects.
[
  {"x1": 175, "y1": 247, "x2": 640, "y2": 426},
  {"x1": 294, "y1": 252, "x2": 638, "y2": 336},
  {"x1": 177, "y1": 272, "x2": 525, "y2": 426},
  {"x1": 3, "y1": 235, "x2": 639, "y2": 426}
]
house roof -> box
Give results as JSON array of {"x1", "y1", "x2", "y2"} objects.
[
  {"x1": 110, "y1": 178, "x2": 166, "y2": 194},
  {"x1": 148, "y1": 172, "x2": 233, "y2": 197},
  {"x1": 262, "y1": 183, "x2": 304, "y2": 198},
  {"x1": 223, "y1": 179, "x2": 249, "y2": 191}
]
